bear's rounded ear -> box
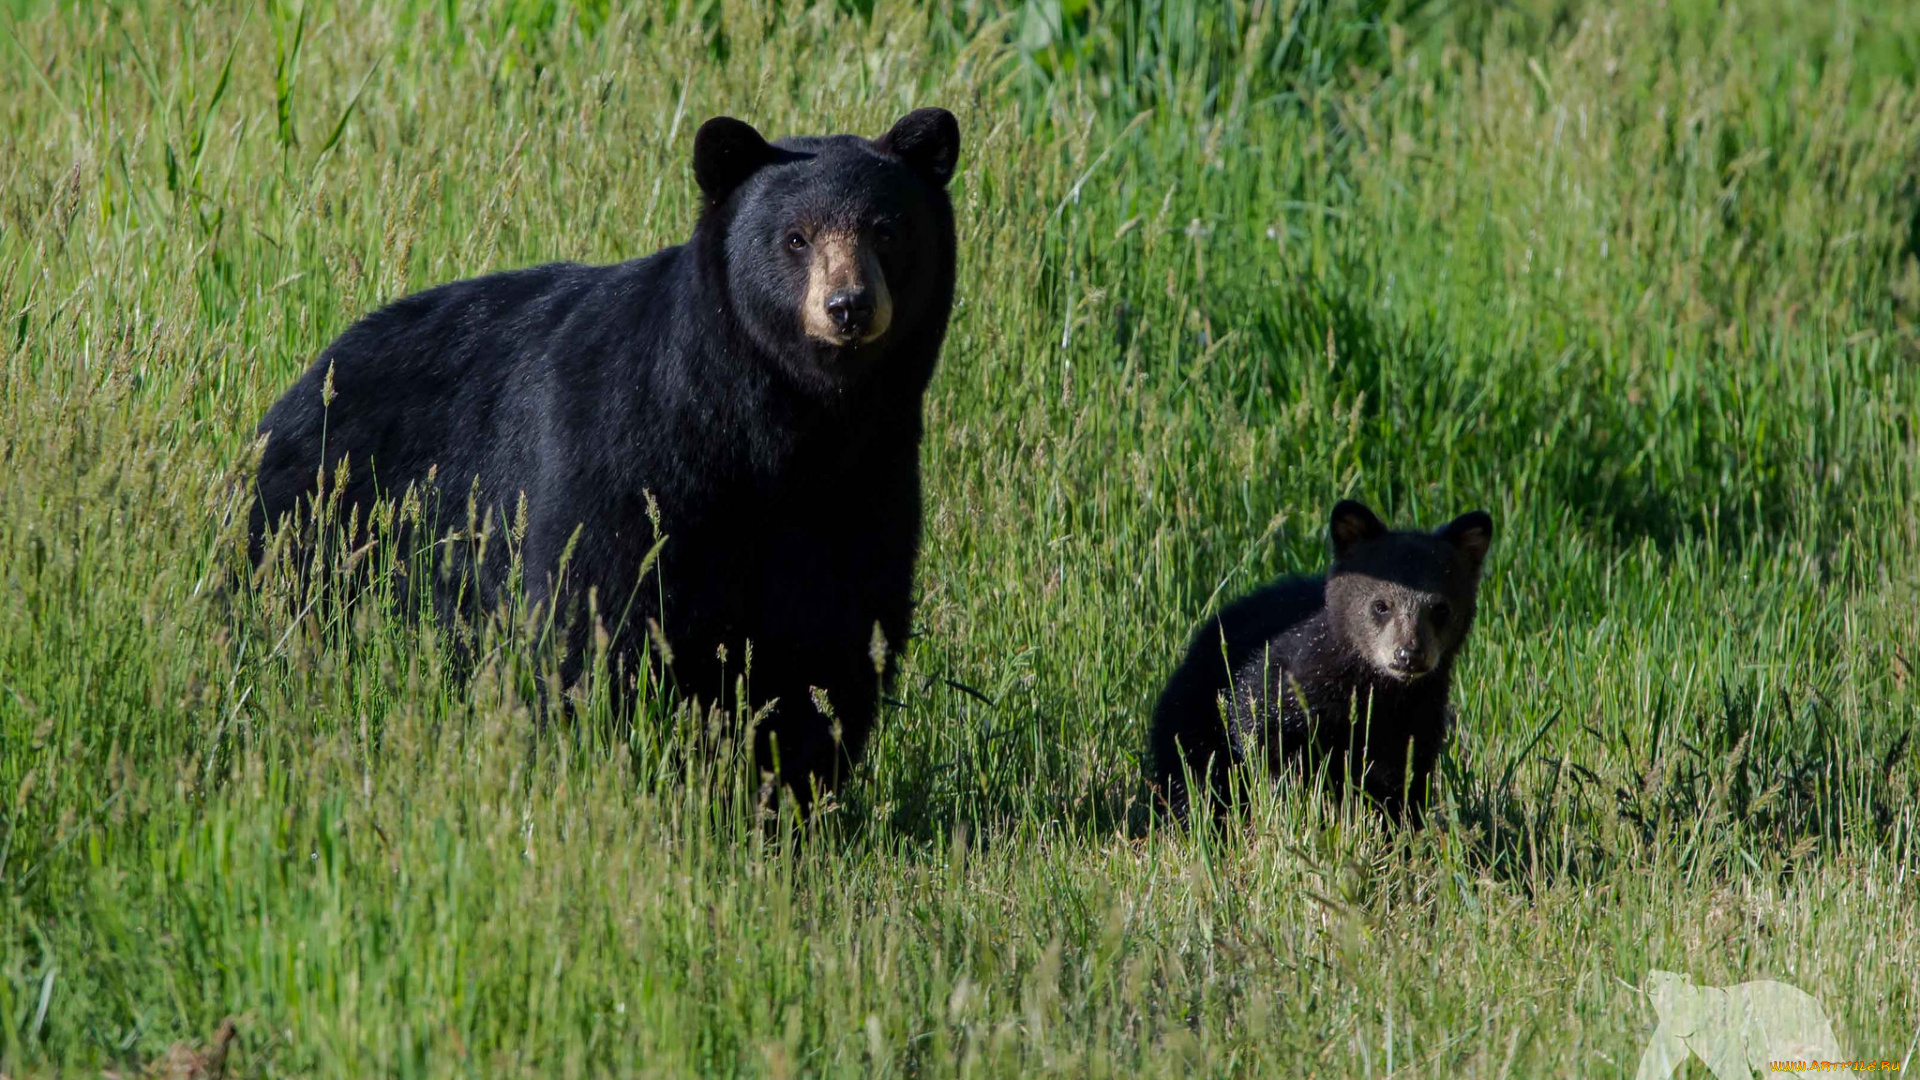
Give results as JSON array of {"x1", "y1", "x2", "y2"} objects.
[
  {"x1": 1436, "y1": 510, "x2": 1494, "y2": 570},
  {"x1": 876, "y1": 108, "x2": 960, "y2": 186},
  {"x1": 693, "y1": 116, "x2": 774, "y2": 205},
  {"x1": 1329, "y1": 500, "x2": 1388, "y2": 558}
]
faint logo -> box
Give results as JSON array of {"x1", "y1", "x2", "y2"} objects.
[{"x1": 1634, "y1": 970, "x2": 1846, "y2": 1079}]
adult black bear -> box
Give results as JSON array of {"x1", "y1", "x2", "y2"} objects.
[
  {"x1": 250, "y1": 109, "x2": 962, "y2": 809},
  {"x1": 1149, "y1": 501, "x2": 1492, "y2": 826}
]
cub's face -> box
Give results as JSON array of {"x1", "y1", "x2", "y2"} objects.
[
  {"x1": 1323, "y1": 501, "x2": 1494, "y2": 682},
  {"x1": 691, "y1": 110, "x2": 960, "y2": 389}
]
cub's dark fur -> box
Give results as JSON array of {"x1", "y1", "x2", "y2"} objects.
[
  {"x1": 1150, "y1": 501, "x2": 1493, "y2": 825},
  {"x1": 250, "y1": 109, "x2": 962, "y2": 808}
]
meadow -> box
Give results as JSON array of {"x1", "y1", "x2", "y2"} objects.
[{"x1": 3, "y1": 0, "x2": 1919, "y2": 1074}]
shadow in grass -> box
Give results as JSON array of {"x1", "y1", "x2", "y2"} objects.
[
  {"x1": 1441, "y1": 679, "x2": 1915, "y2": 891},
  {"x1": 863, "y1": 669, "x2": 1143, "y2": 851},
  {"x1": 1439, "y1": 721, "x2": 1618, "y2": 892},
  {"x1": 1608, "y1": 679, "x2": 1913, "y2": 858},
  {"x1": 1240, "y1": 271, "x2": 1816, "y2": 554}
]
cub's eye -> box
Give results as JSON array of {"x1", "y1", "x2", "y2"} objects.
[
  {"x1": 1432, "y1": 602, "x2": 1453, "y2": 627},
  {"x1": 1370, "y1": 598, "x2": 1392, "y2": 618},
  {"x1": 785, "y1": 232, "x2": 808, "y2": 252},
  {"x1": 873, "y1": 222, "x2": 898, "y2": 246}
]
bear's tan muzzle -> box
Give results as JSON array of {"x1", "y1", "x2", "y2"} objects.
[{"x1": 802, "y1": 231, "x2": 893, "y2": 346}]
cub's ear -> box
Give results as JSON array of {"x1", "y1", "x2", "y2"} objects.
[
  {"x1": 1329, "y1": 500, "x2": 1388, "y2": 558},
  {"x1": 693, "y1": 116, "x2": 774, "y2": 205},
  {"x1": 1437, "y1": 510, "x2": 1494, "y2": 570},
  {"x1": 876, "y1": 108, "x2": 960, "y2": 185}
]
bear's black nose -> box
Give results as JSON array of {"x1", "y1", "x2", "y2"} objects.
[
  {"x1": 826, "y1": 290, "x2": 874, "y2": 336},
  {"x1": 1392, "y1": 646, "x2": 1423, "y2": 672}
]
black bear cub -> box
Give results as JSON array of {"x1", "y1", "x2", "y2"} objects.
[
  {"x1": 1150, "y1": 501, "x2": 1493, "y2": 825},
  {"x1": 251, "y1": 109, "x2": 962, "y2": 810}
]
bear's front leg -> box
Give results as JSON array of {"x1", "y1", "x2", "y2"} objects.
[{"x1": 750, "y1": 649, "x2": 880, "y2": 815}]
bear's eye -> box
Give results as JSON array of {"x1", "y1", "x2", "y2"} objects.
[
  {"x1": 1370, "y1": 598, "x2": 1391, "y2": 618},
  {"x1": 785, "y1": 232, "x2": 809, "y2": 252},
  {"x1": 1431, "y1": 602, "x2": 1453, "y2": 628},
  {"x1": 873, "y1": 222, "x2": 897, "y2": 246}
]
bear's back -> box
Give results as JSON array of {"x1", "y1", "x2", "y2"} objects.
[
  {"x1": 252, "y1": 253, "x2": 695, "y2": 546},
  {"x1": 1149, "y1": 574, "x2": 1327, "y2": 814}
]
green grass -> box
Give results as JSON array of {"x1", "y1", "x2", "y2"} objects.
[{"x1": 4, "y1": 0, "x2": 1920, "y2": 1075}]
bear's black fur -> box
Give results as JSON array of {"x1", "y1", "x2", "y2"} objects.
[
  {"x1": 251, "y1": 109, "x2": 962, "y2": 808},
  {"x1": 1149, "y1": 501, "x2": 1492, "y2": 825}
]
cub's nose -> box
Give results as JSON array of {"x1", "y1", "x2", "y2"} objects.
[
  {"x1": 825, "y1": 289, "x2": 874, "y2": 336},
  {"x1": 1391, "y1": 646, "x2": 1427, "y2": 674}
]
